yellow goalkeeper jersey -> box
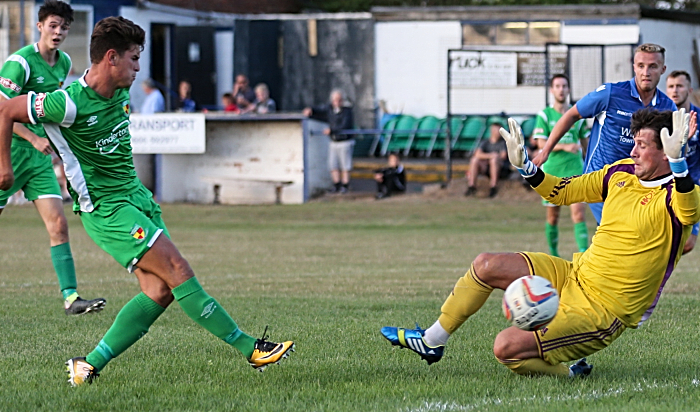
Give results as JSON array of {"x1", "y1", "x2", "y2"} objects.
[{"x1": 534, "y1": 159, "x2": 700, "y2": 328}]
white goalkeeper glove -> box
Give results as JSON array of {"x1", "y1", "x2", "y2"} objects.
[
  {"x1": 660, "y1": 108, "x2": 690, "y2": 177},
  {"x1": 499, "y1": 118, "x2": 538, "y2": 178}
]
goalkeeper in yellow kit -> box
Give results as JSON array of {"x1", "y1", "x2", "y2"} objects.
[{"x1": 380, "y1": 108, "x2": 699, "y2": 377}]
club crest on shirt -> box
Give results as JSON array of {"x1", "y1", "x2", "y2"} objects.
[
  {"x1": 122, "y1": 100, "x2": 130, "y2": 118},
  {"x1": 616, "y1": 181, "x2": 625, "y2": 188},
  {"x1": 640, "y1": 191, "x2": 654, "y2": 206}
]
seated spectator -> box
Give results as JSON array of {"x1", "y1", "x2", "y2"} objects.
[
  {"x1": 221, "y1": 93, "x2": 239, "y2": 113},
  {"x1": 374, "y1": 153, "x2": 406, "y2": 200},
  {"x1": 139, "y1": 78, "x2": 164, "y2": 114},
  {"x1": 176, "y1": 80, "x2": 198, "y2": 112},
  {"x1": 233, "y1": 74, "x2": 255, "y2": 112},
  {"x1": 251, "y1": 83, "x2": 276, "y2": 114},
  {"x1": 464, "y1": 118, "x2": 510, "y2": 198}
]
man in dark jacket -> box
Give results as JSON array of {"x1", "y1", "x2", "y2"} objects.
[
  {"x1": 374, "y1": 153, "x2": 406, "y2": 199},
  {"x1": 304, "y1": 89, "x2": 354, "y2": 193}
]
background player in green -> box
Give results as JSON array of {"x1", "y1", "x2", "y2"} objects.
[
  {"x1": 0, "y1": 16, "x2": 294, "y2": 386},
  {"x1": 534, "y1": 74, "x2": 590, "y2": 257},
  {"x1": 0, "y1": 0, "x2": 105, "y2": 315}
]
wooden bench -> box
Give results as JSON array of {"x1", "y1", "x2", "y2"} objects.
[{"x1": 201, "y1": 176, "x2": 294, "y2": 205}]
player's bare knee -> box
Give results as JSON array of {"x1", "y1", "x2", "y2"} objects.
[
  {"x1": 47, "y1": 214, "x2": 69, "y2": 242},
  {"x1": 472, "y1": 253, "x2": 501, "y2": 284},
  {"x1": 170, "y1": 255, "x2": 195, "y2": 280},
  {"x1": 493, "y1": 333, "x2": 517, "y2": 360}
]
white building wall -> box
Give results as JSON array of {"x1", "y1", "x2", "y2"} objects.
[
  {"x1": 639, "y1": 19, "x2": 700, "y2": 90},
  {"x1": 561, "y1": 24, "x2": 640, "y2": 45},
  {"x1": 375, "y1": 21, "x2": 462, "y2": 118}
]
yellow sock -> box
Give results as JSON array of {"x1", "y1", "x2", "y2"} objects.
[
  {"x1": 497, "y1": 357, "x2": 570, "y2": 377},
  {"x1": 438, "y1": 265, "x2": 494, "y2": 334}
]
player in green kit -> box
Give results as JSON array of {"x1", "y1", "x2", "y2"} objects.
[
  {"x1": 534, "y1": 74, "x2": 590, "y2": 257},
  {"x1": 0, "y1": 0, "x2": 105, "y2": 315},
  {"x1": 0, "y1": 16, "x2": 294, "y2": 386}
]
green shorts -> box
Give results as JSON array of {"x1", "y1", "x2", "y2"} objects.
[
  {"x1": 0, "y1": 144, "x2": 61, "y2": 207},
  {"x1": 79, "y1": 185, "x2": 171, "y2": 271}
]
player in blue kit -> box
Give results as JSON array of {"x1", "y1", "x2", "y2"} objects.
[
  {"x1": 666, "y1": 70, "x2": 700, "y2": 253},
  {"x1": 534, "y1": 44, "x2": 676, "y2": 224}
]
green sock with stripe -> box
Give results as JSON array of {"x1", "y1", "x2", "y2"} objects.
[
  {"x1": 51, "y1": 243, "x2": 78, "y2": 300},
  {"x1": 545, "y1": 223, "x2": 559, "y2": 257},
  {"x1": 574, "y1": 221, "x2": 589, "y2": 253},
  {"x1": 85, "y1": 293, "x2": 165, "y2": 371},
  {"x1": 172, "y1": 277, "x2": 256, "y2": 358}
]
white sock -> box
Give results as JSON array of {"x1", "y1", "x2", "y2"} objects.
[{"x1": 423, "y1": 320, "x2": 450, "y2": 347}]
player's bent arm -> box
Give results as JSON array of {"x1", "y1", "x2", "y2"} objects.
[
  {"x1": 533, "y1": 106, "x2": 582, "y2": 166},
  {"x1": 0, "y1": 95, "x2": 31, "y2": 190},
  {"x1": 0, "y1": 94, "x2": 51, "y2": 154},
  {"x1": 672, "y1": 176, "x2": 700, "y2": 226}
]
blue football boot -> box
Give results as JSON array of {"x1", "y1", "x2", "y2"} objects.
[
  {"x1": 569, "y1": 358, "x2": 593, "y2": 378},
  {"x1": 380, "y1": 324, "x2": 444, "y2": 365}
]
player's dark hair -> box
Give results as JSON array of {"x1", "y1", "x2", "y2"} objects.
[
  {"x1": 630, "y1": 108, "x2": 672, "y2": 149},
  {"x1": 38, "y1": 0, "x2": 74, "y2": 25},
  {"x1": 549, "y1": 74, "x2": 569, "y2": 88},
  {"x1": 90, "y1": 17, "x2": 145, "y2": 64},
  {"x1": 668, "y1": 70, "x2": 692, "y2": 83}
]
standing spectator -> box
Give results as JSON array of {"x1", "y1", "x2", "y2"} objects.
[
  {"x1": 176, "y1": 80, "x2": 198, "y2": 112},
  {"x1": 534, "y1": 74, "x2": 590, "y2": 257},
  {"x1": 233, "y1": 74, "x2": 255, "y2": 112},
  {"x1": 464, "y1": 118, "x2": 509, "y2": 198},
  {"x1": 139, "y1": 78, "x2": 164, "y2": 114},
  {"x1": 374, "y1": 153, "x2": 406, "y2": 199},
  {"x1": 251, "y1": 83, "x2": 276, "y2": 114},
  {"x1": 666, "y1": 70, "x2": 700, "y2": 254},
  {"x1": 303, "y1": 89, "x2": 355, "y2": 194},
  {"x1": 221, "y1": 93, "x2": 239, "y2": 113}
]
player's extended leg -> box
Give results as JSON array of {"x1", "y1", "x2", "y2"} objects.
[
  {"x1": 570, "y1": 202, "x2": 589, "y2": 253},
  {"x1": 545, "y1": 205, "x2": 560, "y2": 257},
  {"x1": 33, "y1": 197, "x2": 106, "y2": 315},
  {"x1": 381, "y1": 253, "x2": 529, "y2": 364},
  {"x1": 136, "y1": 235, "x2": 294, "y2": 371},
  {"x1": 68, "y1": 269, "x2": 169, "y2": 386}
]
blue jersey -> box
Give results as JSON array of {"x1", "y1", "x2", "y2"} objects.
[
  {"x1": 686, "y1": 103, "x2": 700, "y2": 184},
  {"x1": 576, "y1": 78, "x2": 677, "y2": 174}
]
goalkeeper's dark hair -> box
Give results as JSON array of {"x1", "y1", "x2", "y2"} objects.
[
  {"x1": 90, "y1": 17, "x2": 145, "y2": 64},
  {"x1": 549, "y1": 74, "x2": 569, "y2": 88},
  {"x1": 630, "y1": 108, "x2": 672, "y2": 149},
  {"x1": 38, "y1": 0, "x2": 73, "y2": 25}
]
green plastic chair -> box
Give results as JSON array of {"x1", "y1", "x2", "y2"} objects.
[
  {"x1": 382, "y1": 115, "x2": 417, "y2": 155},
  {"x1": 410, "y1": 115, "x2": 441, "y2": 155},
  {"x1": 368, "y1": 116, "x2": 400, "y2": 156},
  {"x1": 520, "y1": 117, "x2": 537, "y2": 139},
  {"x1": 429, "y1": 116, "x2": 463, "y2": 156},
  {"x1": 453, "y1": 116, "x2": 487, "y2": 153}
]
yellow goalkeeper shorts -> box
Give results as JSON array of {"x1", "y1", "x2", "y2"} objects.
[{"x1": 519, "y1": 252, "x2": 626, "y2": 365}]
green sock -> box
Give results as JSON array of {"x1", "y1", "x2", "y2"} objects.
[
  {"x1": 172, "y1": 277, "x2": 256, "y2": 358},
  {"x1": 545, "y1": 223, "x2": 559, "y2": 257},
  {"x1": 51, "y1": 243, "x2": 78, "y2": 299},
  {"x1": 574, "y1": 222, "x2": 589, "y2": 252},
  {"x1": 85, "y1": 293, "x2": 165, "y2": 371}
]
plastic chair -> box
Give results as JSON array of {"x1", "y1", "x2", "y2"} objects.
[
  {"x1": 382, "y1": 115, "x2": 417, "y2": 156},
  {"x1": 368, "y1": 116, "x2": 400, "y2": 156},
  {"x1": 409, "y1": 115, "x2": 441, "y2": 156},
  {"x1": 453, "y1": 116, "x2": 487, "y2": 153},
  {"x1": 429, "y1": 116, "x2": 463, "y2": 156}
]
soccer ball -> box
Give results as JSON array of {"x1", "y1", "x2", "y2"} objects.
[{"x1": 502, "y1": 275, "x2": 559, "y2": 331}]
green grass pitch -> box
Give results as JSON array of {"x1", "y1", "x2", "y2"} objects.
[{"x1": 1, "y1": 196, "x2": 699, "y2": 411}]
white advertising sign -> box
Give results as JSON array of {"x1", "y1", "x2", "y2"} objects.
[
  {"x1": 130, "y1": 113, "x2": 206, "y2": 154},
  {"x1": 449, "y1": 51, "x2": 517, "y2": 88}
]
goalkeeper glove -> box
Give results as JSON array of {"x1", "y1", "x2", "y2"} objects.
[
  {"x1": 499, "y1": 118, "x2": 538, "y2": 178},
  {"x1": 660, "y1": 108, "x2": 690, "y2": 177}
]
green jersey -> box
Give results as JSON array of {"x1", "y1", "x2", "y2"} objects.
[
  {"x1": 27, "y1": 74, "x2": 139, "y2": 212},
  {"x1": 0, "y1": 43, "x2": 71, "y2": 147},
  {"x1": 533, "y1": 106, "x2": 590, "y2": 177}
]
